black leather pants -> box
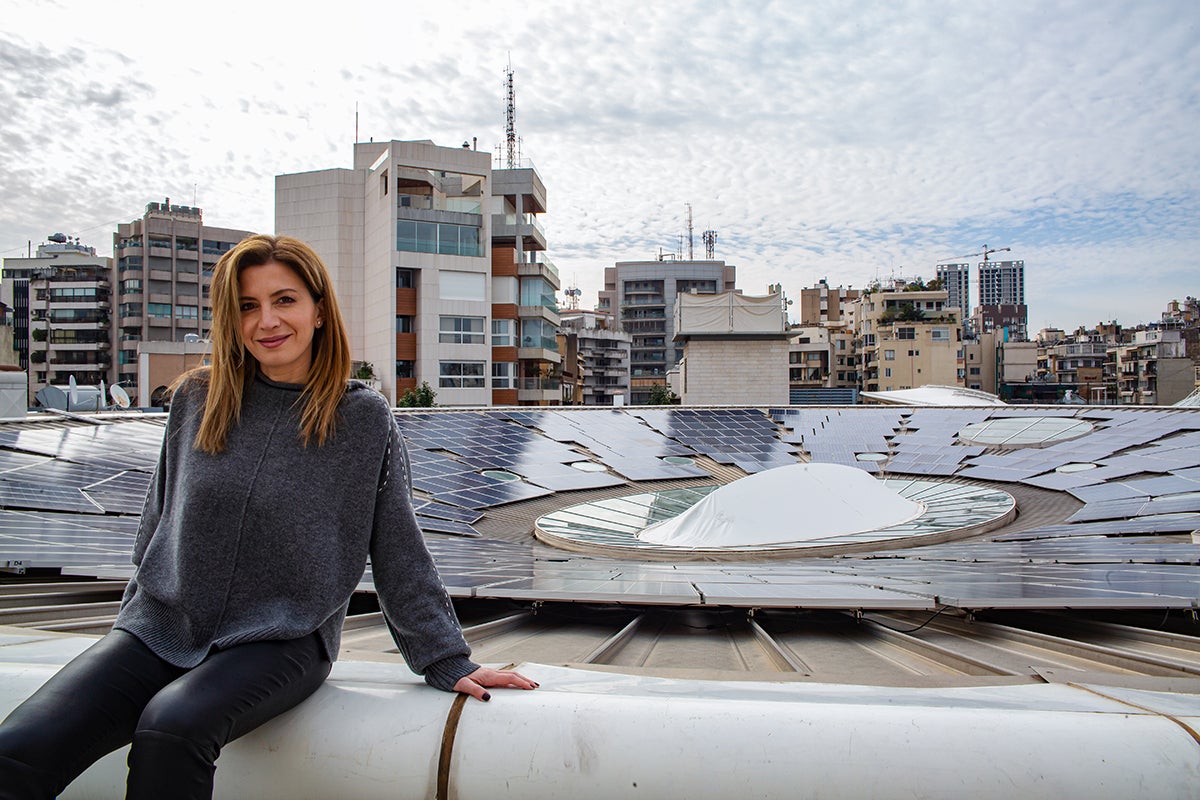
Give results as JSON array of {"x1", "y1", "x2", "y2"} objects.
[{"x1": 0, "y1": 628, "x2": 331, "y2": 799}]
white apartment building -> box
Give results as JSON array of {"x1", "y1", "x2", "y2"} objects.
[
  {"x1": 936, "y1": 263, "x2": 971, "y2": 324},
  {"x1": 978, "y1": 260, "x2": 1025, "y2": 307},
  {"x1": 559, "y1": 310, "x2": 631, "y2": 406},
  {"x1": 1, "y1": 235, "x2": 111, "y2": 404},
  {"x1": 276, "y1": 140, "x2": 559, "y2": 406}
]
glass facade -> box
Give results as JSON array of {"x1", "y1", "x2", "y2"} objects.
[{"x1": 397, "y1": 221, "x2": 482, "y2": 257}]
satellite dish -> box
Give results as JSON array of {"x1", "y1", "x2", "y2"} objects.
[
  {"x1": 110, "y1": 384, "x2": 131, "y2": 409},
  {"x1": 68, "y1": 376, "x2": 79, "y2": 409}
]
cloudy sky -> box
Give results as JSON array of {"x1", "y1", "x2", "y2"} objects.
[{"x1": 2, "y1": 0, "x2": 1197, "y2": 331}]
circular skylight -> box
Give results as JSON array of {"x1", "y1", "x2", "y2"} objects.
[
  {"x1": 569, "y1": 461, "x2": 608, "y2": 473},
  {"x1": 662, "y1": 456, "x2": 695, "y2": 466},
  {"x1": 535, "y1": 469, "x2": 1016, "y2": 558},
  {"x1": 482, "y1": 470, "x2": 520, "y2": 482},
  {"x1": 1056, "y1": 462, "x2": 1099, "y2": 474},
  {"x1": 856, "y1": 453, "x2": 890, "y2": 462},
  {"x1": 957, "y1": 417, "x2": 1093, "y2": 448}
]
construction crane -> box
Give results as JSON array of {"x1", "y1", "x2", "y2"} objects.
[{"x1": 937, "y1": 244, "x2": 1011, "y2": 263}]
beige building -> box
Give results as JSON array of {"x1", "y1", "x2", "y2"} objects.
[
  {"x1": 113, "y1": 203, "x2": 252, "y2": 403},
  {"x1": 277, "y1": 140, "x2": 559, "y2": 406},
  {"x1": 137, "y1": 340, "x2": 211, "y2": 407},
  {"x1": 1112, "y1": 329, "x2": 1194, "y2": 405},
  {"x1": 674, "y1": 291, "x2": 790, "y2": 406},
  {"x1": 795, "y1": 279, "x2": 861, "y2": 327},
  {"x1": 856, "y1": 288, "x2": 961, "y2": 393}
]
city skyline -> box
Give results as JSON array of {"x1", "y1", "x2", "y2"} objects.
[{"x1": 1, "y1": 0, "x2": 1196, "y2": 332}]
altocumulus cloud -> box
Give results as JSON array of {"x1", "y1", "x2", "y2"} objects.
[{"x1": 1, "y1": 0, "x2": 1197, "y2": 330}]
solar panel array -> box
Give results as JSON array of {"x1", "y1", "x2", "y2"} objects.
[
  {"x1": 0, "y1": 404, "x2": 1197, "y2": 611},
  {"x1": 770, "y1": 407, "x2": 903, "y2": 472}
]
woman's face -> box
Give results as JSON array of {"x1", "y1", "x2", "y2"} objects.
[{"x1": 238, "y1": 259, "x2": 323, "y2": 384}]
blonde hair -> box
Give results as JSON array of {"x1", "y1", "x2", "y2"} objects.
[{"x1": 187, "y1": 234, "x2": 351, "y2": 454}]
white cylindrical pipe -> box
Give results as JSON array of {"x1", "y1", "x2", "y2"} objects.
[{"x1": 1, "y1": 657, "x2": 1196, "y2": 800}]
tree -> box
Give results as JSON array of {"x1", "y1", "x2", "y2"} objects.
[
  {"x1": 398, "y1": 381, "x2": 436, "y2": 407},
  {"x1": 354, "y1": 361, "x2": 375, "y2": 380},
  {"x1": 647, "y1": 384, "x2": 677, "y2": 405},
  {"x1": 31, "y1": 328, "x2": 47, "y2": 342}
]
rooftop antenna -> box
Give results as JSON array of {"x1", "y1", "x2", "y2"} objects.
[
  {"x1": 564, "y1": 285, "x2": 582, "y2": 310},
  {"x1": 685, "y1": 203, "x2": 694, "y2": 261},
  {"x1": 355, "y1": 101, "x2": 359, "y2": 143},
  {"x1": 505, "y1": 58, "x2": 517, "y2": 169},
  {"x1": 702, "y1": 229, "x2": 717, "y2": 260}
]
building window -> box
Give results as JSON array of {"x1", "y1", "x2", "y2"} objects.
[
  {"x1": 492, "y1": 362, "x2": 516, "y2": 388},
  {"x1": 176, "y1": 305, "x2": 198, "y2": 320},
  {"x1": 439, "y1": 316, "x2": 485, "y2": 344},
  {"x1": 969, "y1": 367, "x2": 981, "y2": 375},
  {"x1": 521, "y1": 319, "x2": 558, "y2": 351},
  {"x1": 439, "y1": 361, "x2": 485, "y2": 388},
  {"x1": 931, "y1": 327, "x2": 951, "y2": 342},
  {"x1": 884, "y1": 368, "x2": 892, "y2": 377},
  {"x1": 884, "y1": 349, "x2": 895, "y2": 361},
  {"x1": 896, "y1": 327, "x2": 915, "y2": 340},
  {"x1": 395, "y1": 360, "x2": 414, "y2": 379},
  {"x1": 396, "y1": 221, "x2": 482, "y2": 257},
  {"x1": 492, "y1": 319, "x2": 515, "y2": 346},
  {"x1": 520, "y1": 277, "x2": 556, "y2": 309},
  {"x1": 147, "y1": 303, "x2": 172, "y2": 318},
  {"x1": 396, "y1": 268, "x2": 414, "y2": 288},
  {"x1": 120, "y1": 279, "x2": 142, "y2": 294},
  {"x1": 396, "y1": 315, "x2": 414, "y2": 333}
]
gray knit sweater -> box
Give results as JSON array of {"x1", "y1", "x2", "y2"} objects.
[{"x1": 114, "y1": 374, "x2": 479, "y2": 692}]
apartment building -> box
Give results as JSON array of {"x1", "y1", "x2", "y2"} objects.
[
  {"x1": 276, "y1": 139, "x2": 559, "y2": 406},
  {"x1": 856, "y1": 288, "x2": 961, "y2": 393},
  {"x1": 786, "y1": 326, "x2": 859, "y2": 403},
  {"x1": 1109, "y1": 329, "x2": 1194, "y2": 405},
  {"x1": 795, "y1": 279, "x2": 861, "y2": 328},
  {"x1": 1, "y1": 235, "x2": 112, "y2": 404},
  {"x1": 977, "y1": 260, "x2": 1027, "y2": 341},
  {"x1": 559, "y1": 310, "x2": 631, "y2": 406},
  {"x1": 113, "y1": 202, "x2": 252, "y2": 402},
  {"x1": 598, "y1": 258, "x2": 736, "y2": 404},
  {"x1": 935, "y1": 263, "x2": 971, "y2": 324},
  {"x1": 961, "y1": 331, "x2": 998, "y2": 392}
]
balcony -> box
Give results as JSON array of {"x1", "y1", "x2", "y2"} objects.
[
  {"x1": 516, "y1": 256, "x2": 558, "y2": 282},
  {"x1": 517, "y1": 376, "x2": 561, "y2": 404},
  {"x1": 491, "y1": 213, "x2": 547, "y2": 251}
]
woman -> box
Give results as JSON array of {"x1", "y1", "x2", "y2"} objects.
[{"x1": 0, "y1": 235, "x2": 535, "y2": 798}]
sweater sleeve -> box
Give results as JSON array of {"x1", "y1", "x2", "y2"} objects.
[
  {"x1": 369, "y1": 416, "x2": 480, "y2": 691},
  {"x1": 132, "y1": 434, "x2": 168, "y2": 567},
  {"x1": 132, "y1": 384, "x2": 189, "y2": 566}
]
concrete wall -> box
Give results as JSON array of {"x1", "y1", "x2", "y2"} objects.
[{"x1": 681, "y1": 338, "x2": 789, "y2": 406}]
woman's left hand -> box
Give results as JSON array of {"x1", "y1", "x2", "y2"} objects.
[{"x1": 453, "y1": 667, "x2": 539, "y2": 701}]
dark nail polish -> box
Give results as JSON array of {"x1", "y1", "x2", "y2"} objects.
[{"x1": 482, "y1": 692, "x2": 491, "y2": 701}]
